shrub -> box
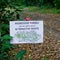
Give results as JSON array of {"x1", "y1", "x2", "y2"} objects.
[
  {"x1": 0, "y1": 0, "x2": 22, "y2": 60},
  {"x1": 54, "y1": 0, "x2": 60, "y2": 9}
]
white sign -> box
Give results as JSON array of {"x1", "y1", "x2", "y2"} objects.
[{"x1": 10, "y1": 21, "x2": 43, "y2": 44}]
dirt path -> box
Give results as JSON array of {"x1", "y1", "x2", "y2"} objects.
[
  {"x1": 20, "y1": 12, "x2": 60, "y2": 39},
  {"x1": 19, "y1": 12, "x2": 60, "y2": 60}
]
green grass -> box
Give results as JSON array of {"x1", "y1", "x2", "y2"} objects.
[{"x1": 23, "y1": 6, "x2": 60, "y2": 14}]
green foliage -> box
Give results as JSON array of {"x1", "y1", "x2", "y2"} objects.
[
  {"x1": 28, "y1": 58, "x2": 32, "y2": 60},
  {"x1": 0, "y1": 0, "x2": 23, "y2": 60},
  {"x1": 54, "y1": 0, "x2": 60, "y2": 9},
  {"x1": 15, "y1": 50, "x2": 26, "y2": 60},
  {"x1": 41, "y1": 57, "x2": 48, "y2": 60},
  {"x1": 25, "y1": 6, "x2": 60, "y2": 14},
  {"x1": 21, "y1": 0, "x2": 54, "y2": 7},
  {"x1": 0, "y1": 35, "x2": 13, "y2": 60},
  {"x1": 24, "y1": 0, "x2": 44, "y2": 6},
  {"x1": 16, "y1": 0, "x2": 60, "y2": 9}
]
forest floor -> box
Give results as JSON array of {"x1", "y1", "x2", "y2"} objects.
[{"x1": 10, "y1": 8, "x2": 60, "y2": 60}]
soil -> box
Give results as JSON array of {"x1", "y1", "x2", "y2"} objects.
[{"x1": 10, "y1": 11, "x2": 60, "y2": 60}]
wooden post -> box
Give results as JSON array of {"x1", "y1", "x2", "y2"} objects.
[
  {"x1": 25, "y1": 16, "x2": 31, "y2": 60},
  {"x1": 26, "y1": 44, "x2": 29, "y2": 60}
]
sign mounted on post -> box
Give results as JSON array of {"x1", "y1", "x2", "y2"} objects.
[{"x1": 10, "y1": 21, "x2": 43, "y2": 44}]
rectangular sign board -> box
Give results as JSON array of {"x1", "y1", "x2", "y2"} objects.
[{"x1": 10, "y1": 21, "x2": 43, "y2": 44}]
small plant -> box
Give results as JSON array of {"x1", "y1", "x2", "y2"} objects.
[
  {"x1": 28, "y1": 58, "x2": 32, "y2": 60},
  {"x1": 0, "y1": 35, "x2": 13, "y2": 60},
  {"x1": 41, "y1": 57, "x2": 48, "y2": 60},
  {"x1": 15, "y1": 50, "x2": 26, "y2": 60}
]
